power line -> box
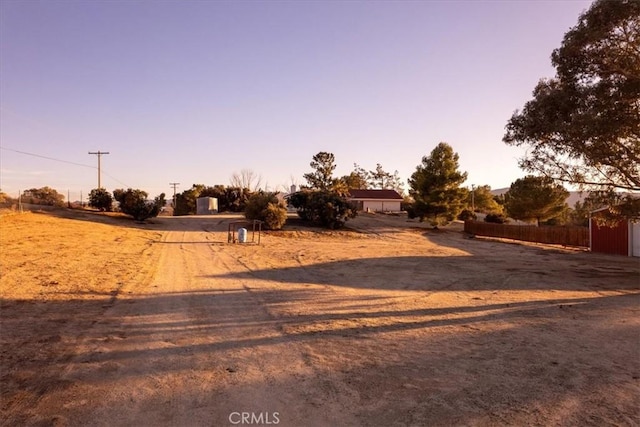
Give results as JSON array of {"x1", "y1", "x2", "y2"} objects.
[
  {"x1": 101, "y1": 170, "x2": 129, "y2": 188},
  {"x1": 2, "y1": 145, "x2": 130, "y2": 190},
  {"x1": 0, "y1": 146, "x2": 95, "y2": 169}
]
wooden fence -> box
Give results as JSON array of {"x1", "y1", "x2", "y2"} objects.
[{"x1": 464, "y1": 221, "x2": 589, "y2": 247}]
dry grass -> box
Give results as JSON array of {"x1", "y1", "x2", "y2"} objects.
[{"x1": 1, "y1": 209, "x2": 639, "y2": 426}]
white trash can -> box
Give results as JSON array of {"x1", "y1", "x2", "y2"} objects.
[{"x1": 238, "y1": 227, "x2": 248, "y2": 243}]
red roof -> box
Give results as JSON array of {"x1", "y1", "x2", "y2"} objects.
[{"x1": 347, "y1": 189, "x2": 403, "y2": 200}]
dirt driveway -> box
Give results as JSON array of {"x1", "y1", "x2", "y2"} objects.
[{"x1": 1, "y1": 210, "x2": 639, "y2": 426}]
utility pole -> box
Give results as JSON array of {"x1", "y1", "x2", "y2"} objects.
[
  {"x1": 88, "y1": 151, "x2": 110, "y2": 189},
  {"x1": 471, "y1": 184, "x2": 475, "y2": 212},
  {"x1": 170, "y1": 182, "x2": 180, "y2": 215}
]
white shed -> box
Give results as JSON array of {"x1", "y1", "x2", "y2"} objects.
[{"x1": 196, "y1": 197, "x2": 218, "y2": 215}]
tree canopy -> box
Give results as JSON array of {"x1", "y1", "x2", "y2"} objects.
[
  {"x1": 340, "y1": 163, "x2": 369, "y2": 190},
  {"x1": 113, "y1": 188, "x2": 165, "y2": 221},
  {"x1": 504, "y1": 176, "x2": 569, "y2": 226},
  {"x1": 174, "y1": 184, "x2": 252, "y2": 215},
  {"x1": 23, "y1": 187, "x2": 65, "y2": 207},
  {"x1": 288, "y1": 190, "x2": 357, "y2": 229},
  {"x1": 408, "y1": 143, "x2": 468, "y2": 226},
  {"x1": 244, "y1": 192, "x2": 287, "y2": 230},
  {"x1": 339, "y1": 163, "x2": 404, "y2": 194},
  {"x1": 468, "y1": 185, "x2": 503, "y2": 214},
  {"x1": 88, "y1": 188, "x2": 113, "y2": 211},
  {"x1": 303, "y1": 152, "x2": 337, "y2": 191},
  {"x1": 503, "y1": 0, "x2": 639, "y2": 214},
  {"x1": 230, "y1": 169, "x2": 262, "y2": 192},
  {"x1": 369, "y1": 164, "x2": 393, "y2": 189}
]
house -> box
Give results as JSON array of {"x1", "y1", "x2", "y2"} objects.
[
  {"x1": 589, "y1": 207, "x2": 640, "y2": 257},
  {"x1": 347, "y1": 189, "x2": 403, "y2": 212}
]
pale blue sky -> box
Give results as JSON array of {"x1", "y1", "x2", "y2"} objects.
[{"x1": 1, "y1": 0, "x2": 593, "y2": 200}]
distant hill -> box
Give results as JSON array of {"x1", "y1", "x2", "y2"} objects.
[{"x1": 491, "y1": 188, "x2": 589, "y2": 208}]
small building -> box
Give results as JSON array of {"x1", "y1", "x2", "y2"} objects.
[
  {"x1": 347, "y1": 189, "x2": 403, "y2": 212},
  {"x1": 590, "y1": 207, "x2": 640, "y2": 257},
  {"x1": 196, "y1": 197, "x2": 218, "y2": 215}
]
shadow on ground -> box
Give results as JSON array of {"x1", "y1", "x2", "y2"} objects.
[{"x1": 2, "y1": 287, "x2": 639, "y2": 426}]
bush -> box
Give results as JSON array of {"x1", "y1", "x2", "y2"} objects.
[
  {"x1": 457, "y1": 209, "x2": 477, "y2": 221},
  {"x1": 262, "y1": 203, "x2": 288, "y2": 230},
  {"x1": 485, "y1": 213, "x2": 508, "y2": 224},
  {"x1": 401, "y1": 198, "x2": 416, "y2": 218},
  {"x1": 88, "y1": 188, "x2": 113, "y2": 211},
  {"x1": 0, "y1": 191, "x2": 14, "y2": 205},
  {"x1": 113, "y1": 188, "x2": 165, "y2": 221},
  {"x1": 288, "y1": 190, "x2": 357, "y2": 229},
  {"x1": 23, "y1": 187, "x2": 65, "y2": 206},
  {"x1": 244, "y1": 192, "x2": 287, "y2": 230}
]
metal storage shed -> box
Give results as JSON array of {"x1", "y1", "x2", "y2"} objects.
[
  {"x1": 590, "y1": 207, "x2": 640, "y2": 257},
  {"x1": 196, "y1": 197, "x2": 218, "y2": 215}
]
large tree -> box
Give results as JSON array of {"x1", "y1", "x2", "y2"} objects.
[
  {"x1": 469, "y1": 185, "x2": 503, "y2": 214},
  {"x1": 504, "y1": 176, "x2": 569, "y2": 226},
  {"x1": 503, "y1": 0, "x2": 639, "y2": 216},
  {"x1": 113, "y1": 188, "x2": 165, "y2": 221},
  {"x1": 288, "y1": 190, "x2": 357, "y2": 229},
  {"x1": 23, "y1": 187, "x2": 65, "y2": 207},
  {"x1": 340, "y1": 163, "x2": 369, "y2": 190},
  {"x1": 369, "y1": 164, "x2": 393, "y2": 189},
  {"x1": 303, "y1": 152, "x2": 337, "y2": 191},
  {"x1": 88, "y1": 188, "x2": 113, "y2": 211},
  {"x1": 408, "y1": 142, "x2": 468, "y2": 226},
  {"x1": 230, "y1": 169, "x2": 262, "y2": 192},
  {"x1": 368, "y1": 164, "x2": 405, "y2": 194},
  {"x1": 174, "y1": 184, "x2": 205, "y2": 216}
]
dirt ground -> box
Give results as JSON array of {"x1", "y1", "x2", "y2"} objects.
[{"x1": 1, "y1": 208, "x2": 639, "y2": 426}]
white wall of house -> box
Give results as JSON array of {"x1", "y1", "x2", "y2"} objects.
[
  {"x1": 362, "y1": 200, "x2": 401, "y2": 212},
  {"x1": 631, "y1": 221, "x2": 640, "y2": 257}
]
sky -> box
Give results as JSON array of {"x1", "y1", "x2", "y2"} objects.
[{"x1": 0, "y1": 0, "x2": 594, "y2": 201}]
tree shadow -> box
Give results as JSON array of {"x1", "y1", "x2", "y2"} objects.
[
  {"x1": 2, "y1": 289, "x2": 639, "y2": 426},
  {"x1": 203, "y1": 254, "x2": 640, "y2": 292}
]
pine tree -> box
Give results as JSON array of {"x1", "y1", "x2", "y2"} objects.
[
  {"x1": 504, "y1": 176, "x2": 569, "y2": 226},
  {"x1": 408, "y1": 143, "x2": 468, "y2": 226},
  {"x1": 303, "y1": 152, "x2": 337, "y2": 191}
]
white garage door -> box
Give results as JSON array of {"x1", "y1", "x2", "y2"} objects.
[{"x1": 633, "y1": 221, "x2": 640, "y2": 257}]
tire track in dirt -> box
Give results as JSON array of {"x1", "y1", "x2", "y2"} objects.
[
  {"x1": 22, "y1": 219, "x2": 360, "y2": 427},
  {"x1": 201, "y1": 218, "x2": 361, "y2": 426}
]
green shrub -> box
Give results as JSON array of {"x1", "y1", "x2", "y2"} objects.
[
  {"x1": 244, "y1": 192, "x2": 287, "y2": 230},
  {"x1": 485, "y1": 213, "x2": 508, "y2": 224},
  {"x1": 23, "y1": 187, "x2": 65, "y2": 207},
  {"x1": 88, "y1": 188, "x2": 114, "y2": 211},
  {"x1": 457, "y1": 209, "x2": 477, "y2": 221},
  {"x1": 288, "y1": 190, "x2": 357, "y2": 229},
  {"x1": 113, "y1": 188, "x2": 165, "y2": 221}
]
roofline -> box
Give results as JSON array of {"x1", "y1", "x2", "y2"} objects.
[{"x1": 347, "y1": 197, "x2": 402, "y2": 201}]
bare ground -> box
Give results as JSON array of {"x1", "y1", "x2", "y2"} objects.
[{"x1": 1, "y1": 209, "x2": 639, "y2": 426}]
